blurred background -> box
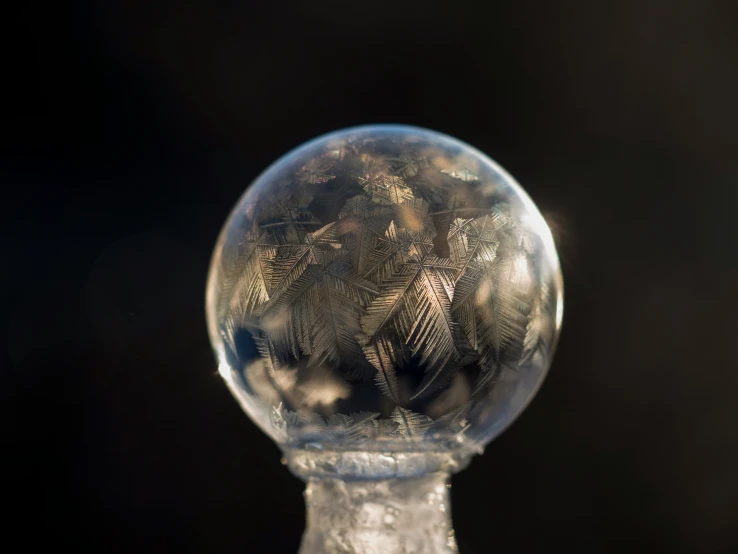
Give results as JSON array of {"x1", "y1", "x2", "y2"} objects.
[{"x1": 2, "y1": 1, "x2": 738, "y2": 552}]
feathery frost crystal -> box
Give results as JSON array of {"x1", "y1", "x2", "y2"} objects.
[{"x1": 206, "y1": 125, "x2": 563, "y2": 472}]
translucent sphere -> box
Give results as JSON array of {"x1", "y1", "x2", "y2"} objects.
[{"x1": 206, "y1": 125, "x2": 562, "y2": 474}]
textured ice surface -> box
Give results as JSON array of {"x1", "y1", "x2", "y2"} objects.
[
  {"x1": 300, "y1": 473, "x2": 457, "y2": 554},
  {"x1": 284, "y1": 449, "x2": 474, "y2": 481}
]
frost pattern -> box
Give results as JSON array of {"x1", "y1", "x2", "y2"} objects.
[{"x1": 213, "y1": 134, "x2": 558, "y2": 448}]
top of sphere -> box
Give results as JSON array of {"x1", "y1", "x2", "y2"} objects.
[{"x1": 206, "y1": 125, "x2": 562, "y2": 465}]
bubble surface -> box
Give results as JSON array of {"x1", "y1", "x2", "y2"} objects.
[{"x1": 206, "y1": 125, "x2": 562, "y2": 465}]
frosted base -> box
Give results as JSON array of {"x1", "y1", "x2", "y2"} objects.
[{"x1": 299, "y1": 472, "x2": 457, "y2": 554}]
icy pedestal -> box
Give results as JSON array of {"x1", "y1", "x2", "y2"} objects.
[
  {"x1": 299, "y1": 472, "x2": 457, "y2": 554},
  {"x1": 286, "y1": 448, "x2": 471, "y2": 554}
]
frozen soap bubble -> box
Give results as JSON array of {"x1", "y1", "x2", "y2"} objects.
[{"x1": 206, "y1": 125, "x2": 562, "y2": 479}]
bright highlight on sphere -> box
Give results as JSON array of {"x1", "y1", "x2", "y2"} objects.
[{"x1": 206, "y1": 125, "x2": 563, "y2": 460}]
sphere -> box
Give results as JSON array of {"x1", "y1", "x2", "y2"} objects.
[{"x1": 206, "y1": 125, "x2": 562, "y2": 467}]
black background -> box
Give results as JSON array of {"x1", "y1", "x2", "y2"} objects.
[{"x1": 3, "y1": 1, "x2": 738, "y2": 553}]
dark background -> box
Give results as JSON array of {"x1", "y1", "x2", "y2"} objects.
[{"x1": 3, "y1": 1, "x2": 738, "y2": 552}]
